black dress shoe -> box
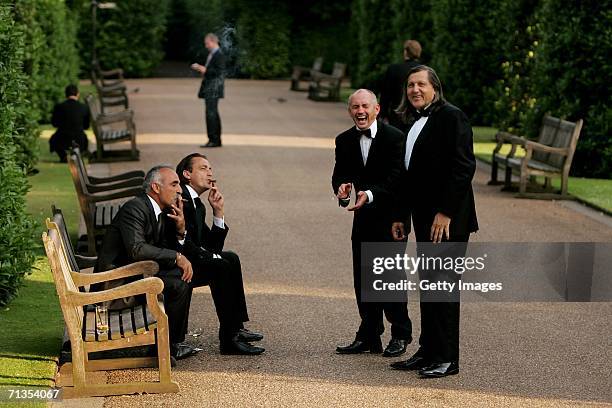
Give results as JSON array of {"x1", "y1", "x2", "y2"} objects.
[
  {"x1": 383, "y1": 338, "x2": 409, "y2": 357},
  {"x1": 200, "y1": 141, "x2": 222, "y2": 148},
  {"x1": 236, "y1": 328, "x2": 264, "y2": 342},
  {"x1": 171, "y1": 343, "x2": 201, "y2": 360},
  {"x1": 419, "y1": 361, "x2": 459, "y2": 378},
  {"x1": 220, "y1": 335, "x2": 265, "y2": 355},
  {"x1": 336, "y1": 338, "x2": 383, "y2": 354},
  {"x1": 390, "y1": 354, "x2": 429, "y2": 371}
]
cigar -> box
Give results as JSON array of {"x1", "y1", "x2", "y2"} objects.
[{"x1": 210, "y1": 179, "x2": 217, "y2": 183}]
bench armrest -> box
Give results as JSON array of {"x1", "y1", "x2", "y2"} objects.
[
  {"x1": 89, "y1": 170, "x2": 145, "y2": 184},
  {"x1": 524, "y1": 140, "x2": 570, "y2": 155},
  {"x1": 86, "y1": 186, "x2": 142, "y2": 202},
  {"x1": 71, "y1": 260, "x2": 159, "y2": 287},
  {"x1": 86, "y1": 177, "x2": 143, "y2": 193},
  {"x1": 68, "y1": 276, "x2": 163, "y2": 306}
]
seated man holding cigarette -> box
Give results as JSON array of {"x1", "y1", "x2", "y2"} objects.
[
  {"x1": 176, "y1": 153, "x2": 264, "y2": 355},
  {"x1": 95, "y1": 164, "x2": 263, "y2": 360}
]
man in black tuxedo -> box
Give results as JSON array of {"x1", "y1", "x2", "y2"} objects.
[
  {"x1": 332, "y1": 89, "x2": 412, "y2": 357},
  {"x1": 379, "y1": 40, "x2": 422, "y2": 132},
  {"x1": 191, "y1": 33, "x2": 226, "y2": 148},
  {"x1": 49, "y1": 84, "x2": 90, "y2": 162},
  {"x1": 175, "y1": 153, "x2": 264, "y2": 355},
  {"x1": 389, "y1": 65, "x2": 478, "y2": 377},
  {"x1": 96, "y1": 165, "x2": 201, "y2": 360}
]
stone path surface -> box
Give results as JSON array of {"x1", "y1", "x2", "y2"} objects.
[{"x1": 80, "y1": 79, "x2": 611, "y2": 407}]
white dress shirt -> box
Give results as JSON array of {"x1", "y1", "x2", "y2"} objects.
[
  {"x1": 185, "y1": 184, "x2": 225, "y2": 229},
  {"x1": 147, "y1": 195, "x2": 186, "y2": 245},
  {"x1": 404, "y1": 116, "x2": 429, "y2": 170},
  {"x1": 357, "y1": 120, "x2": 377, "y2": 204}
]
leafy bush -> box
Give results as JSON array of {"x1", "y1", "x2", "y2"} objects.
[
  {"x1": 527, "y1": 0, "x2": 611, "y2": 178},
  {"x1": 488, "y1": 0, "x2": 540, "y2": 134},
  {"x1": 0, "y1": 4, "x2": 37, "y2": 307},
  {"x1": 72, "y1": 0, "x2": 171, "y2": 77},
  {"x1": 430, "y1": 0, "x2": 502, "y2": 124},
  {"x1": 235, "y1": 0, "x2": 290, "y2": 79}
]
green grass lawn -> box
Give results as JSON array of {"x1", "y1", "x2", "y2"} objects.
[
  {"x1": 0, "y1": 136, "x2": 78, "y2": 404},
  {"x1": 473, "y1": 127, "x2": 612, "y2": 213}
]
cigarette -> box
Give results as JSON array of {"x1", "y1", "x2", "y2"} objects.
[
  {"x1": 181, "y1": 198, "x2": 189, "y2": 203},
  {"x1": 211, "y1": 179, "x2": 217, "y2": 183}
]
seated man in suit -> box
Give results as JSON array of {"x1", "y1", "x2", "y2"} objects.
[
  {"x1": 175, "y1": 153, "x2": 264, "y2": 355},
  {"x1": 95, "y1": 164, "x2": 262, "y2": 360}
]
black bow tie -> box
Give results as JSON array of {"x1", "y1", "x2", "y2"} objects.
[
  {"x1": 358, "y1": 128, "x2": 372, "y2": 138},
  {"x1": 413, "y1": 106, "x2": 433, "y2": 120}
]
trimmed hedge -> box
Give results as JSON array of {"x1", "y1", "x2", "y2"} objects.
[
  {"x1": 72, "y1": 0, "x2": 170, "y2": 77},
  {"x1": 0, "y1": 4, "x2": 37, "y2": 307},
  {"x1": 235, "y1": 0, "x2": 291, "y2": 79},
  {"x1": 527, "y1": 0, "x2": 611, "y2": 178}
]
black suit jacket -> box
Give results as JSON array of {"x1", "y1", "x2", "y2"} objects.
[
  {"x1": 198, "y1": 49, "x2": 226, "y2": 100},
  {"x1": 332, "y1": 120, "x2": 405, "y2": 241},
  {"x1": 49, "y1": 98, "x2": 90, "y2": 151},
  {"x1": 180, "y1": 185, "x2": 228, "y2": 262},
  {"x1": 394, "y1": 102, "x2": 478, "y2": 237},
  {"x1": 95, "y1": 194, "x2": 181, "y2": 273},
  {"x1": 379, "y1": 59, "x2": 421, "y2": 131}
]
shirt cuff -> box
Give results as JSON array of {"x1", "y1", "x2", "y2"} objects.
[
  {"x1": 365, "y1": 190, "x2": 374, "y2": 204},
  {"x1": 178, "y1": 230, "x2": 186, "y2": 246},
  {"x1": 213, "y1": 216, "x2": 225, "y2": 229}
]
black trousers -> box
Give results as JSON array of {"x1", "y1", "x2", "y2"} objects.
[
  {"x1": 156, "y1": 250, "x2": 249, "y2": 344},
  {"x1": 413, "y1": 221, "x2": 469, "y2": 363},
  {"x1": 204, "y1": 98, "x2": 222, "y2": 144},
  {"x1": 352, "y1": 240, "x2": 412, "y2": 342}
]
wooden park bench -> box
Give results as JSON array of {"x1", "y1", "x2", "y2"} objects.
[
  {"x1": 91, "y1": 61, "x2": 125, "y2": 88},
  {"x1": 489, "y1": 115, "x2": 583, "y2": 198},
  {"x1": 68, "y1": 150, "x2": 143, "y2": 256},
  {"x1": 91, "y1": 67, "x2": 128, "y2": 113},
  {"x1": 71, "y1": 147, "x2": 144, "y2": 191},
  {"x1": 86, "y1": 94, "x2": 139, "y2": 162},
  {"x1": 43, "y1": 216, "x2": 178, "y2": 398},
  {"x1": 308, "y1": 62, "x2": 347, "y2": 102},
  {"x1": 290, "y1": 57, "x2": 323, "y2": 91}
]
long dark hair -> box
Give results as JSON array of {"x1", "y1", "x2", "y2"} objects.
[{"x1": 395, "y1": 65, "x2": 446, "y2": 124}]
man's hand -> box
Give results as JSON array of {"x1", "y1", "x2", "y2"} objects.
[
  {"x1": 190, "y1": 63, "x2": 206, "y2": 74},
  {"x1": 430, "y1": 212, "x2": 451, "y2": 243},
  {"x1": 392, "y1": 222, "x2": 407, "y2": 241},
  {"x1": 176, "y1": 252, "x2": 193, "y2": 283},
  {"x1": 208, "y1": 182, "x2": 224, "y2": 217},
  {"x1": 336, "y1": 183, "x2": 352, "y2": 200},
  {"x1": 348, "y1": 191, "x2": 368, "y2": 211},
  {"x1": 167, "y1": 195, "x2": 186, "y2": 236}
]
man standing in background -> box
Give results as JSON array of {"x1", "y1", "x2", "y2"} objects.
[
  {"x1": 379, "y1": 40, "x2": 422, "y2": 132},
  {"x1": 191, "y1": 33, "x2": 226, "y2": 148}
]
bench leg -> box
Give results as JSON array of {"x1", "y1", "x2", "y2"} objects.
[
  {"x1": 519, "y1": 171, "x2": 528, "y2": 195},
  {"x1": 489, "y1": 160, "x2": 499, "y2": 185},
  {"x1": 503, "y1": 166, "x2": 513, "y2": 190}
]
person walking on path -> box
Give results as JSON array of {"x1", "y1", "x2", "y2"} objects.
[
  {"x1": 191, "y1": 33, "x2": 226, "y2": 148},
  {"x1": 332, "y1": 89, "x2": 412, "y2": 358}
]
